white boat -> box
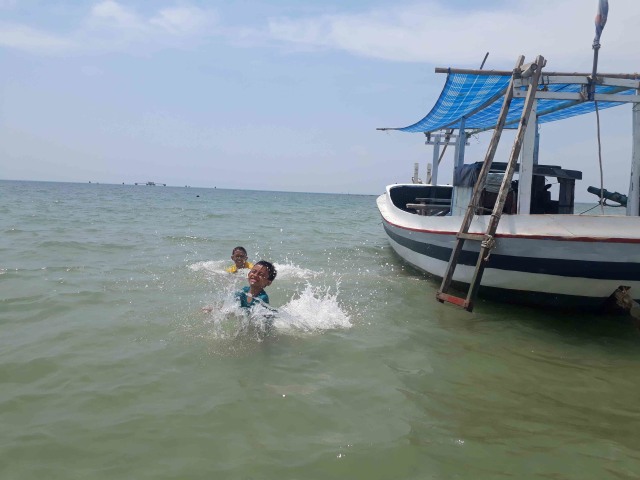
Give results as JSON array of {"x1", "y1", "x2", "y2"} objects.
[{"x1": 377, "y1": 54, "x2": 640, "y2": 311}]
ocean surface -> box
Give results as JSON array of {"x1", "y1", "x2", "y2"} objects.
[{"x1": 1, "y1": 179, "x2": 639, "y2": 480}]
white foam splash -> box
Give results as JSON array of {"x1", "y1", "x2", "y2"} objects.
[
  {"x1": 270, "y1": 262, "x2": 317, "y2": 281},
  {"x1": 190, "y1": 260, "x2": 311, "y2": 278},
  {"x1": 194, "y1": 258, "x2": 349, "y2": 343},
  {"x1": 200, "y1": 283, "x2": 350, "y2": 341},
  {"x1": 200, "y1": 288, "x2": 275, "y2": 342},
  {"x1": 189, "y1": 260, "x2": 253, "y2": 283},
  {"x1": 275, "y1": 284, "x2": 351, "y2": 333}
]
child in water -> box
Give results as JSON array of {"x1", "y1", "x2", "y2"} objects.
[
  {"x1": 201, "y1": 260, "x2": 277, "y2": 313},
  {"x1": 226, "y1": 246, "x2": 253, "y2": 273},
  {"x1": 235, "y1": 260, "x2": 277, "y2": 308}
]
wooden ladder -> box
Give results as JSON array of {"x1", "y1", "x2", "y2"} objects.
[{"x1": 436, "y1": 55, "x2": 545, "y2": 311}]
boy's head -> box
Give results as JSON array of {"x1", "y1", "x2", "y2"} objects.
[
  {"x1": 248, "y1": 260, "x2": 277, "y2": 290},
  {"x1": 231, "y1": 246, "x2": 248, "y2": 268},
  {"x1": 255, "y1": 260, "x2": 277, "y2": 281}
]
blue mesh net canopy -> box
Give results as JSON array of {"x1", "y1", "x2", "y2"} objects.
[{"x1": 394, "y1": 72, "x2": 635, "y2": 133}]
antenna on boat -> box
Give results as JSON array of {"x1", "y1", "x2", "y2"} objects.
[{"x1": 479, "y1": 52, "x2": 489, "y2": 70}]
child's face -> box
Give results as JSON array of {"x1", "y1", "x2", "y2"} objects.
[
  {"x1": 248, "y1": 264, "x2": 272, "y2": 290},
  {"x1": 231, "y1": 250, "x2": 247, "y2": 267}
]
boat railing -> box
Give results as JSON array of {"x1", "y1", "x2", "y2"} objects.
[{"x1": 406, "y1": 196, "x2": 452, "y2": 216}]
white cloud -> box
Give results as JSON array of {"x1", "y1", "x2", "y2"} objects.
[
  {"x1": 0, "y1": 1, "x2": 217, "y2": 54},
  {"x1": 90, "y1": 1, "x2": 141, "y2": 31},
  {"x1": 150, "y1": 7, "x2": 213, "y2": 35},
  {"x1": 0, "y1": 23, "x2": 72, "y2": 53},
  {"x1": 1, "y1": 0, "x2": 637, "y2": 70},
  {"x1": 267, "y1": 0, "x2": 640, "y2": 70}
]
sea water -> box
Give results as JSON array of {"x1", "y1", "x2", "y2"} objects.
[{"x1": 1, "y1": 180, "x2": 639, "y2": 480}]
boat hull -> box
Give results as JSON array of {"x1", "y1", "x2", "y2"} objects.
[{"x1": 378, "y1": 185, "x2": 640, "y2": 309}]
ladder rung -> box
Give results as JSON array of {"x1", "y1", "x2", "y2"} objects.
[
  {"x1": 457, "y1": 232, "x2": 485, "y2": 241},
  {"x1": 436, "y1": 292, "x2": 469, "y2": 308}
]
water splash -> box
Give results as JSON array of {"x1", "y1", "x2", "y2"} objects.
[
  {"x1": 275, "y1": 283, "x2": 351, "y2": 334},
  {"x1": 189, "y1": 260, "x2": 239, "y2": 275},
  {"x1": 193, "y1": 258, "x2": 350, "y2": 345},
  {"x1": 199, "y1": 283, "x2": 350, "y2": 343},
  {"x1": 271, "y1": 262, "x2": 317, "y2": 281},
  {"x1": 189, "y1": 260, "x2": 313, "y2": 280}
]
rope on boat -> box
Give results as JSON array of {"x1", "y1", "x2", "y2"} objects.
[
  {"x1": 595, "y1": 99, "x2": 605, "y2": 215},
  {"x1": 578, "y1": 199, "x2": 624, "y2": 215},
  {"x1": 592, "y1": 1, "x2": 609, "y2": 215}
]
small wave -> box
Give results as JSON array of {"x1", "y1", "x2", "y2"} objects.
[
  {"x1": 165, "y1": 235, "x2": 216, "y2": 245},
  {"x1": 189, "y1": 260, "x2": 229, "y2": 274},
  {"x1": 37, "y1": 240, "x2": 130, "y2": 252}
]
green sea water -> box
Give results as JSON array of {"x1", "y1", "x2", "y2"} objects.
[{"x1": 1, "y1": 179, "x2": 639, "y2": 479}]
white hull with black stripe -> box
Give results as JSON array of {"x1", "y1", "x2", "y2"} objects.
[{"x1": 378, "y1": 184, "x2": 640, "y2": 309}]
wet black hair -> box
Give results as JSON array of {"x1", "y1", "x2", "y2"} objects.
[
  {"x1": 232, "y1": 246, "x2": 247, "y2": 256},
  {"x1": 255, "y1": 260, "x2": 277, "y2": 281}
]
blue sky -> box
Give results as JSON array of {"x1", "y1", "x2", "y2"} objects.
[{"x1": 1, "y1": 0, "x2": 638, "y2": 197}]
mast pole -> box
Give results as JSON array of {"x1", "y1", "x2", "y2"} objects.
[{"x1": 430, "y1": 134, "x2": 441, "y2": 185}]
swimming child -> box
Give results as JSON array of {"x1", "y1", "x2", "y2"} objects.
[
  {"x1": 226, "y1": 246, "x2": 253, "y2": 273},
  {"x1": 200, "y1": 259, "x2": 276, "y2": 314},
  {"x1": 235, "y1": 260, "x2": 277, "y2": 308}
]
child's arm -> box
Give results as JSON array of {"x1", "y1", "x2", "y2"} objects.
[{"x1": 235, "y1": 290, "x2": 251, "y2": 308}]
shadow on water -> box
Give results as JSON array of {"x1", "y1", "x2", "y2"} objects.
[
  {"x1": 391, "y1": 255, "x2": 640, "y2": 346},
  {"x1": 474, "y1": 298, "x2": 640, "y2": 343}
]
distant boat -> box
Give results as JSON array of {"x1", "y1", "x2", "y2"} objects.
[{"x1": 146, "y1": 182, "x2": 156, "y2": 186}]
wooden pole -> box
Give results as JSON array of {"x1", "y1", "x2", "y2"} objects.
[
  {"x1": 628, "y1": 91, "x2": 640, "y2": 216},
  {"x1": 434, "y1": 67, "x2": 639, "y2": 79},
  {"x1": 431, "y1": 134, "x2": 440, "y2": 185},
  {"x1": 518, "y1": 100, "x2": 537, "y2": 214}
]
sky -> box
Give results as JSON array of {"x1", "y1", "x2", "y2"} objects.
[{"x1": 0, "y1": 0, "x2": 639, "y2": 197}]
